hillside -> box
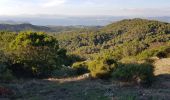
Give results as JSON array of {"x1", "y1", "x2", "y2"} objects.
[
  {"x1": 0, "y1": 18, "x2": 170, "y2": 100},
  {"x1": 0, "y1": 23, "x2": 50, "y2": 32},
  {"x1": 0, "y1": 22, "x2": 101, "y2": 33},
  {"x1": 56, "y1": 18, "x2": 170, "y2": 60}
]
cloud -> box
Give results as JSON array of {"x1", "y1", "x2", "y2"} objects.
[{"x1": 42, "y1": 0, "x2": 67, "y2": 7}]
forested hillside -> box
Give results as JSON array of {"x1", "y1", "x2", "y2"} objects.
[
  {"x1": 56, "y1": 18, "x2": 170, "y2": 60},
  {"x1": 0, "y1": 23, "x2": 51, "y2": 32},
  {"x1": 0, "y1": 23, "x2": 101, "y2": 33},
  {"x1": 0, "y1": 19, "x2": 170, "y2": 99}
]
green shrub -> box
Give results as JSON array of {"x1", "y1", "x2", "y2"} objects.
[
  {"x1": 137, "y1": 49, "x2": 158, "y2": 60},
  {"x1": 8, "y1": 32, "x2": 66, "y2": 78},
  {"x1": 137, "y1": 45, "x2": 170, "y2": 60},
  {"x1": 88, "y1": 58, "x2": 117, "y2": 79},
  {"x1": 112, "y1": 63, "x2": 154, "y2": 86},
  {"x1": 72, "y1": 62, "x2": 89, "y2": 75}
]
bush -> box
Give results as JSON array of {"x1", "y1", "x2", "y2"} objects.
[
  {"x1": 137, "y1": 45, "x2": 170, "y2": 60},
  {"x1": 88, "y1": 58, "x2": 117, "y2": 79},
  {"x1": 136, "y1": 49, "x2": 158, "y2": 60},
  {"x1": 112, "y1": 63, "x2": 154, "y2": 86},
  {"x1": 8, "y1": 32, "x2": 66, "y2": 78},
  {"x1": 72, "y1": 62, "x2": 89, "y2": 75}
]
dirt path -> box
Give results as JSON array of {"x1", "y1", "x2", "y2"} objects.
[
  {"x1": 154, "y1": 58, "x2": 170, "y2": 75},
  {"x1": 46, "y1": 73, "x2": 90, "y2": 83}
]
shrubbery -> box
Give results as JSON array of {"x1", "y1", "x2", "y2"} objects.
[
  {"x1": 112, "y1": 63, "x2": 154, "y2": 86},
  {"x1": 87, "y1": 58, "x2": 117, "y2": 79},
  {"x1": 8, "y1": 32, "x2": 68, "y2": 78},
  {"x1": 137, "y1": 46, "x2": 170, "y2": 60},
  {"x1": 0, "y1": 30, "x2": 156, "y2": 87},
  {"x1": 71, "y1": 56, "x2": 154, "y2": 87},
  {"x1": 72, "y1": 62, "x2": 89, "y2": 75}
]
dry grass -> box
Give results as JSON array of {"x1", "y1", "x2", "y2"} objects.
[
  {"x1": 0, "y1": 58, "x2": 170, "y2": 100},
  {"x1": 154, "y1": 58, "x2": 170, "y2": 76},
  {"x1": 1, "y1": 76, "x2": 170, "y2": 100}
]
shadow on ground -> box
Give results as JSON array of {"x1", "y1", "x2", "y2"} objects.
[{"x1": 0, "y1": 74, "x2": 170, "y2": 100}]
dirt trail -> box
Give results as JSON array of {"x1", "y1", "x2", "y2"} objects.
[
  {"x1": 46, "y1": 73, "x2": 90, "y2": 83},
  {"x1": 45, "y1": 58, "x2": 170, "y2": 83},
  {"x1": 154, "y1": 58, "x2": 170, "y2": 75}
]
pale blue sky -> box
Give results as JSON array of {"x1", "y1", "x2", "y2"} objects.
[{"x1": 0, "y1": 0, "x2": 170, "y2": 16}]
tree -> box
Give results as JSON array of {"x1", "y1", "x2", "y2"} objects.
[{"x1": 9, "y1": 31, "x2": 66, "y2": 77}]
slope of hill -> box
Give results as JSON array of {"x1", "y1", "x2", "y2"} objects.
[
  {"x1": 56, "y1": 18, "x2": 170, "y2": 59},
  {"x1": 0, "y1": 22, "x2": 101, "y2": 33},
  {"x1": 0, "y1": 18, "x2": 170, "y2": 100},
  {"x1": 0, "y1": 23, "x2": 51, "y2": 32}
]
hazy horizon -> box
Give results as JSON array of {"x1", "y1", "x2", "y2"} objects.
[{"x1": 1, "y1": 0, "x2": 170, "y2": 26}]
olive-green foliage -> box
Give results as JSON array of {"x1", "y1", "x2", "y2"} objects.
[
  {"x1": 10, "y1": 31, "x2": 59, "y2": 49},
  {"x1": 112, "y1": 63, "x2": 154, "y2": 86},
  {"x1": 72, "y1": 62, "x2": 89, "y2": 75},
  {"x1": 137, "y1": 44, "x2": 170, "y2": 60},
  {"x1": 101, "y1": 40, "x2": 148, "y2": 60},
  {"x1": 9, "y1": 31, "x2": 65, "y2": 77},
  {"x1": 55, "y1": 19, "x2": 170, "y2": 60},
  {"x1": 0, "y1": 31, "x2": 16, "y2": 50},
  {"x1": 88, "y1": 58, "x2": 117, "y2": 78}
]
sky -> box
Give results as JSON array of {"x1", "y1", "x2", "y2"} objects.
[{"x1": 0, "y1": 0, "x2": 170, "y2": 17}]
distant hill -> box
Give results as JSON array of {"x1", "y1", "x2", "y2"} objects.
[
  {"x1": 1, "y1": 16, "x2": 170, "y2": 26},
  {"x1": 0, "y1": 23, "x2": 51, "y2": 32},
  {"x1": 56, "y1": 18, "x2": 170, "y2": 59},
  {"x1": 0, "y1": 22, "x2": 101, "y2": 33}
]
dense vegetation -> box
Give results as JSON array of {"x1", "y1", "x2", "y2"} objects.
[
  {"x1": 0, "y1": 31, "x2": 82, "y2": 78},
  {"x1": 56, "y1": 18, "x2": 170, "y2": 60},
  {"x1": 0, "y1": 23, "x2": 50, "y2": 32},
  {"x1": 0, "y1": 19, "x2": 169, "y2": 87}
]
